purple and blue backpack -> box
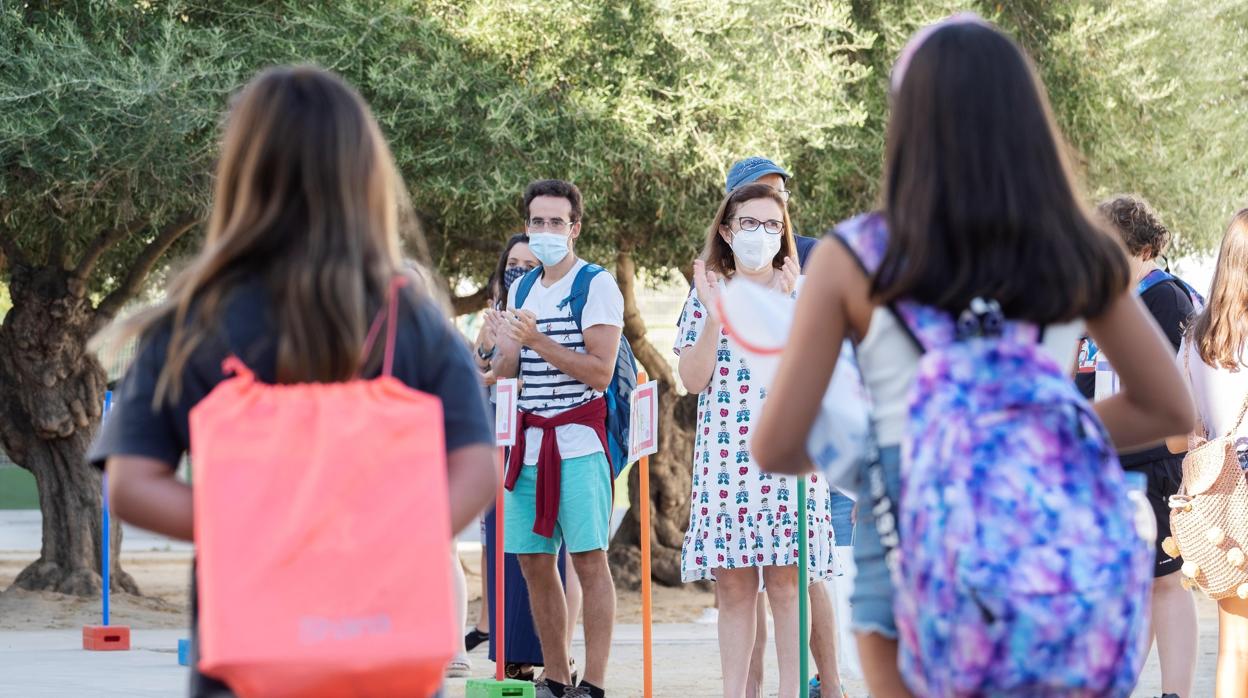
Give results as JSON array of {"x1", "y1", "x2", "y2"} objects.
[{"x1": 835, "y1": 213, "x2": 1153, "y2": 697}]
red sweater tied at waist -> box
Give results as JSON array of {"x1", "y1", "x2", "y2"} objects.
[{"x1": 505, "y1": 396, "x2": 611, "y2": 538}]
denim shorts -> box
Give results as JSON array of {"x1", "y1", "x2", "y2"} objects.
[
  {"x1": 850, "y1": 444, "x2": 901, "y2": 638},
  {"x1": 830, "y1": 490, "x2": 854, "y2": 547}
]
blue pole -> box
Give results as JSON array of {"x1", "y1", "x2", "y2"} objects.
[{"x1": 102, "y1": 391, "x2": 113, "y2": 626}]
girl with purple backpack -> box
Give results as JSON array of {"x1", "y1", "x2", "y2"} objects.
[{"x1": 755, "y1": 14, "x2": 1194, "y2": 697}]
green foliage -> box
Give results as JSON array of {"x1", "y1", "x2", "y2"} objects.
[
  {"x1": 0, "y1": 3, "x2": 237, "y2": 290},
  {"x1": 1, "y1": 0, "x2": 1245, "y2": 303},
  {"x1": 361, "y1": 0, "x2": 874, "y2": 277},
  {"x1": 1012, "y1": 0, "x2": 1248, "y2": 253}
]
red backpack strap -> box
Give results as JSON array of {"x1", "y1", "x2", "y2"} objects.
[
  {"x1": 360, "y1": 276, "x2": 409, "y2": 378},
  {"x1": 221, "y1": 355, "x2": 255, "y2": 381}
]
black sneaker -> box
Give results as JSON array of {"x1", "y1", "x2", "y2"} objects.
[{"x1": 463, "y1": 628, "x2": 489, "y2": 652}]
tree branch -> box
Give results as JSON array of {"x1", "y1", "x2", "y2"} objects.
[
  {"x1": 0, "y1": 228, "x2": 26, "y2": 269},
  {"x1": 451, "y1": 285, "x2": 490, "y2": 316},
  {"x1": 94, "y1": 213, "x2": 200, "y2": 320},
  {"x1": 74, "y1": 216, "x2": 150, "y2": 280},
  {"x1": 616, "y1": 249, "x2": 676, "y2": 390}
]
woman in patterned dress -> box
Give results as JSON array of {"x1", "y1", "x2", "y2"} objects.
[{"x1": 675, "y1": 182, "x2": 837, "y2": 698}]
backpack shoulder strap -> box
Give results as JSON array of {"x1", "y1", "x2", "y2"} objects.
[
  {"x1": 1136, "y1": 269, "x2": 1174, "y2": 297},
  {"x1": 830, "y1": 212, "x2": 889, "y2": 276},
  {"x1": 1174, "y1": 275, "x2": 1206, "y2": 309},
  {"x1": 560, "y1": 263, "x2": 606, "y2": 330},
  {"x1": 513, "y1": 267, "x2": 544, "y2": 309},
  {"x1": 830, "y1": 213, "x2": 930, "y2": 352}
]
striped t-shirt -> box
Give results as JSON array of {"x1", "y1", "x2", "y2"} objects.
[{"x1": 506, "y1": 259, "x2": 624, "y2": 465}]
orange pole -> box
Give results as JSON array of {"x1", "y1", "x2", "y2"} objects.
[
  {"x1": 495, "y1": 446, "x2": 506, "y2": 682},
  {"x1": 638, "y1": 372, "x2": 653, "y2": 698}
]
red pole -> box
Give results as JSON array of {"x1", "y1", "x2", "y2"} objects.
[{"x1": 495, "y1": 447, "x2": 506, "y2": 682}]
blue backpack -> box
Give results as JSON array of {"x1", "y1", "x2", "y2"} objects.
[{"x1": 514, "y1": 264, "x2": 638, "y2": 477}]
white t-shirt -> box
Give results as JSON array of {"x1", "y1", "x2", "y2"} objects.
[
  {"x1": 857, "y1": 308, "x2": 1085, "y2": 446},
  {"x1": 507, "y1": 259, "x2": 624, "y2": 465},
  {"x1": 1176, "y1": 339, "x2": 1248, "y2": 439}
]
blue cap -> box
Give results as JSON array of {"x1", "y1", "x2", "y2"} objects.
[{"x1": 725, "y1": 157, "x2": 791, "y2": 193}]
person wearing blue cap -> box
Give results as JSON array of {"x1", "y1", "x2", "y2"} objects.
[
  {"x1": 724, "y1": 157, "x2": 819, "y2": 270},
  {"x1": 721, "y1": 157, "x2": 848, "y2": 698}
]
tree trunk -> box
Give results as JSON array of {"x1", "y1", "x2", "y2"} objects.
[
  {"x1": 608, "y1": 250, "x2": 699, "y2": 589},
  {"x1": 451, "y1": 285, "x2": 490, "y2": 316},
  {"x1": 0, "y1": 264, "x2": 137, "y2": 596}
]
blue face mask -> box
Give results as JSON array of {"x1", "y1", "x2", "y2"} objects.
[
  {"x1": 527, "y1": 232, "x2": 570, "y2": 267},
  {"x1": 502, "y1": 265, "x2": 528, "y2": 293}
]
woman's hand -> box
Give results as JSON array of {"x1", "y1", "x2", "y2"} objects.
[
  {"x1": 778, "y1": 255, "x2": 800, "y2": 295},
  {"x1": 480, "y1": 309, "x2": 501, "y2": 352},
  {"x1": 692, "y1": 259, "x2": 722, "y2": 324}
]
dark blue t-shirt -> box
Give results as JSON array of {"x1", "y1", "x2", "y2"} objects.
[
  {"x1": 1074, "y1": 278, "x2": 1195, "y2": 467},
  {"x1": 89, "y1": 279, "x2": 492, "y2": 469},
  {"x1": 794, "y1": 233, "x2": 818, "y2": 270}
]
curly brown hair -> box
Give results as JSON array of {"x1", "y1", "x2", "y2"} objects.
[{"x1": 1097, "y1": 195, "x2": 1171, "y2": 261}]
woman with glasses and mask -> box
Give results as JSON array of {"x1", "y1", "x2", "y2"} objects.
[{"x1": 674, "y1": 182, "x2": 838, "y2": 697}]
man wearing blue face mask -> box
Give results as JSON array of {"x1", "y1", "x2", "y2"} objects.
[{"x1": 492, "y1": 179, "x2": 624, "y2": 698}]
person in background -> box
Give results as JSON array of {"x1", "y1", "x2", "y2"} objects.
[
  {"x1": 1076, "y1": 195, "x2": 1199, "y2": 698},
  {"x1": 677, "y1": 182, "x2": 839, "y2": 698},
  {"x1": 724, "y1": 158, "x2": 819, "y2": 267},
  {"x1": 721, "y1": 156, "x2": 847, "y2": 698},
  {"x1": 1168, "y1": 209, "x2": 1248, "y2": 698},
  {"x1": 491, "y1": 180, "x2": 623, "y2": 698},
  {"x1": 753, "y1": 16, "x2": 1193, "y2": 696},
  {"x1": 473, "y1": 235, "x2": 582, "y2": 685},
  {"x1": 90, "y1": 66, "x2": 497, "y2": 697}
]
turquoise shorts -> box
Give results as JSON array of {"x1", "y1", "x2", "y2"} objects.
[{"x1": 504, "y1": 452, "x2": 613, "y2": 555}]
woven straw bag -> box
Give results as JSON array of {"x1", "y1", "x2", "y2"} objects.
[{"x1": 1168, "y1": 346, "x2": 1248, "y2": 600}]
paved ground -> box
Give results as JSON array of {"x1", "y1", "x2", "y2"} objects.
[
  {"x1": 0, "y1": 618, "x2": 1219, "y2": 697},
  {"x1": 0, "y1": 512, "x2": 1220, "y2": 696}
]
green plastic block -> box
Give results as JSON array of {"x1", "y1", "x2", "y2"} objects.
[{"x1": 465, "y1": 678, "x2": 535, "y2": 697}]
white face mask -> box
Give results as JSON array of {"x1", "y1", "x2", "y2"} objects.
[{"x1": 730, "y1": 228, "x2": 782, "y2": 272}]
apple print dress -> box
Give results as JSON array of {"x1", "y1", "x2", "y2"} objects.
[{"x1": 674, "y1": 288, "x2": 836, "y2": 583}]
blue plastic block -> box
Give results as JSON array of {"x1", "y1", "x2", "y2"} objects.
[{"x1": 177, "y1": 638, "x2": 191, "y2": 666}]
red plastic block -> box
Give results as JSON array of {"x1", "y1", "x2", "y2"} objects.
[{"x1": 83, "y1": 625, "x2": 130, "y2": 651}]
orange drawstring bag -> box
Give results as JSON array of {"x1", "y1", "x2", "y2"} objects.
[{"x1": 190, "y1": 278, "x2": 455, "y2": 697}]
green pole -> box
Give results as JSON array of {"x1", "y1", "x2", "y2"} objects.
[{"x1": 798, "y1": 475, "x2": 809, "y2": 697}]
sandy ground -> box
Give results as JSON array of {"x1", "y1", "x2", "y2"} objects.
[{"x1": 0, "y1": 548, "x2": 714, "y2": 632}]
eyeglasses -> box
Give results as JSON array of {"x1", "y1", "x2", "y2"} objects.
[
  {"x1": 730, "y1": 216, "x2": 784, "y2": 235},
  {"x1": 526, "y1": 217, "x2": 575, "y2": 233},
  {"x1": 776, "y1": 189, "x2": 790, "y2": 202}
]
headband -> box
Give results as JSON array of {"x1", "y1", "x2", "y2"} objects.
[{"x1": 891, "y1": 12, "x2": 993, "y2": 93}]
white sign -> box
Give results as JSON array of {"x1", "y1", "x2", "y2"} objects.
[
  {"x1": 628, "y1": 380, "x2": 659, "y2": 463},
  {"x1": 495, "y1": 378, "x2": 519, "y2": 447}
]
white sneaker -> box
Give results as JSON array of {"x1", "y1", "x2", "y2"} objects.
[
  {"x1": 694, "y1": 607, "x2": 719, "y2": 624},
  {"x1": 444, "y1": 653, "x2": 471, "y2": 678}
]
